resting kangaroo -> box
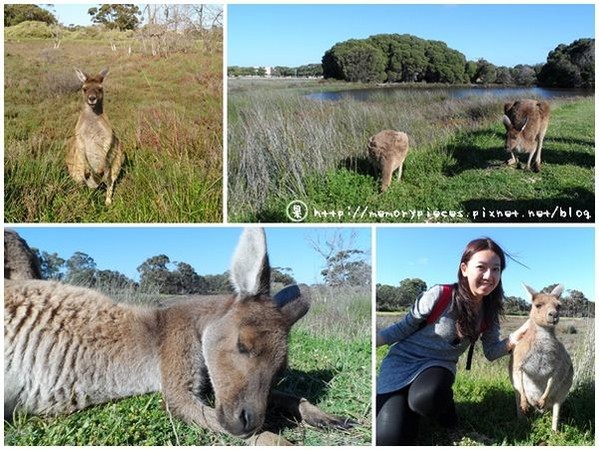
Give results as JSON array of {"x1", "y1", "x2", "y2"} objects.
[
  {"x1": 509, "y1": 284, "x2": 573, "y2": 432},
  {"x1": 4, "y1": 228, "x2": 351, "y2": 445},
  {"x1": 66, "y1": 68, "x2": 124, "y2": 205}
]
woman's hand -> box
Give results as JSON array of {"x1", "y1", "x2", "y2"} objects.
[{"x1": 507, "y1": 319, "x2": 530, "y2": 351}]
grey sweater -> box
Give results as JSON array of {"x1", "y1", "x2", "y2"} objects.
[{"x1": 377, "y1": 285, "x2": 510, "y2": 394}]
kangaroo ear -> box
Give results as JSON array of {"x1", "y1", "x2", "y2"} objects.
[
  {"x1": 230, "y1": 228, "x2": 270, "y2": 298},
  {"x1": 274, "y1": 284, "x2": 311, "y2": 326},
  {"x1": 502, "y1": 114, "x2": 512, "y2": 129},
  {"x1": 99, "y1": 68, "x2": 109, "y2": 80},
  {"x1": 74, "y1": 68, "x2": 87, "y2": 83},
  {"x1": 550, "y1": 284, "x2": 564, "y2": 299},
  {"x1": 518, "y1": 116, "x2": 529, "y2": 132},
  {"x1": 522, "y1": 283, "x2": 537, "y2": 300}
]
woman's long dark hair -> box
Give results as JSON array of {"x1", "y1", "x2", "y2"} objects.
[{"x1": 453, "y1": 237, "x2": 506, "y2": 342}]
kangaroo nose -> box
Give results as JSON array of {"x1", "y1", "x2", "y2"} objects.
[{"x1": 240, "y1": 408, "x2": 254, "y2": 432}]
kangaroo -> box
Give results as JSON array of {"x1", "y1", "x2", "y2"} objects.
[
  {"x1": 502, "y1": 99, "x2": 550, "y2": 172},
  {"x1": 66, "y1": 68, "x2": 124, "y2": 205},
  {"x1": 509, "y1": 284, "x2": 573, "y2": 432},
  {"x1": 4, "y1": 228, "x2": 351, "y2": 445},
  {"x1": 367, "y1": 130, "x2": 409, "y2": 192}
]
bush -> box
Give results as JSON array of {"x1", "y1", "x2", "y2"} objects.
[{"x1": 4, "y1": 20, "x2": 55, "y2": 40}]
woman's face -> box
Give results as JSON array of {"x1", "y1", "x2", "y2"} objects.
[{"x1": 460, "y1": 249, "x2": 502, "y2": 302}]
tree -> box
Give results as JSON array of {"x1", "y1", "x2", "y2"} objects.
[
  {"x1": 474, "y1": 59, "x2": 497, "y2": 84},
  {"x1": 495, "y1": 66, "x2": 513, "y2": 85},
  {"x1": 137, "y1": 254, "x2": 172, "y2": 291},
  {"x1": 204, "y1": 273, "x2": 232, "y2": 294},
  {"x1": 95, "y1": 269, "x2": 136, "y2": 290},
  {"x1": 395, "y1": 278, "x2": 428, "y2": 309},
  {"x1": 65, "y1": 252, "x2": 97, "y2": 286},
  {"x1": 32, "y1": 249, "x2": 65, "y2": 280},
  {"x1": 503, "y1": 296, "x2": 529, "y2": 315},
  {"x1": 171, "y1": 262, "x2": 208, "y2": 294},
  {"x1": 307, "y1": 229, "x2": 371, "y2": 288},
  {"x1": 376, "y1": 284, "x2": 401, "y2": 311},
  {"x1": 271, "y1": 267, "x2": 296, "y2": 286},
  {"x1": 4, "y1": 4, "x2": 57, "y2": 26},
  {"x1": 323, "y1": 34, "x2": 468, "y2": 84},
  {"x1": 88, "y1": 4, "x2": 142, "y2": 31},
  {"x1": 538, "y1": 38, "x2": 595, "y2": 88},
  {"x1": 320, "y1": 249, "x2": 371, "y2": 287},
  {"x1": 511, "y1": 64, "x2": 537, "y2": 86},
  {"x1": 464, "y1": 61, "x2": 478, "y2": 83},
  {"x1": 322, "y1": 39, "x2": 386, "y2": 83},
  {"x1": 376, "y1": 279, "x2": 427, "y2": 311}
]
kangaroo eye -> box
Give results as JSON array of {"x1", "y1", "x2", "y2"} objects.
[{"x1": 237, "y1": 340, "x2": 250, "y2": 355}]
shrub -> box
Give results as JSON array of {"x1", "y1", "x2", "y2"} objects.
[{"x1": 4, "y1": 20, "x2": 55, "y2": 40}]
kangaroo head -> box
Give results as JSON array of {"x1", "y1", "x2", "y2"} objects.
[
  {"x1": 202, "y1": 228, "x2": 310, "y2": 438},
  {"x1": 523, "y1": 283, "x2": 564, "y2": 328},
  {"x1": 502, "y1": 113, "x2": 529, "y2": 154},
  {"x1": 75, "y1": 68, "x2": 109, "y2": 111}
]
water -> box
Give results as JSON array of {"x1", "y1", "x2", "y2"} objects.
[{"x1": 306, "y1": 85, "x2": 593, "y2": 102}]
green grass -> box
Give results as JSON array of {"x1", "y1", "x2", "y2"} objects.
[
  {"x1": 228, "y1": 79, "x2": 594, "y2": 223},
  {"x1": 376, "y1": 314, "x2": 595, "y2": 445},
  {"x1": 4, "y1": 287, "x2": 371, "y2": 446},
  {"x1": 4, "y1": 37, "x2": 222, "y2": 223}
]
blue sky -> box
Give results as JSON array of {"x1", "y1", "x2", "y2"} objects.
[
  {"x1": 376, "y1": 227, "x2": 595, "y2": 302},
  {"x1": 43, "y1": 4, "x2": 104, "y2": 27},
  {"x1": 9, "y1": 227, "x2": 371, "y2": 285},
  {"x1": 228, "y1": 4, "x2": 594, "y2": 67}
]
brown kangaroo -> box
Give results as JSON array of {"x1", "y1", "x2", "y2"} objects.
[
  {"x1": 509, "y1": 284, "x2": 573, "y2": 432},
  {"x1": 4, "y1": 228, "x2": 352, "y2": 445},
  {"x1": 367, "y1": 130, "x2": 409, "y2": 192},
  {"x1": 502, "y1": 99, "x2": 550, "y2": 172},
  {"x1": 66, "y1": 68, "x2": 124, "y2": 205}
]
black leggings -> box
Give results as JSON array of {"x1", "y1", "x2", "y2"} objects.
[{"x1": 376, "y1": 366, "x2": 457, "y2": 445}]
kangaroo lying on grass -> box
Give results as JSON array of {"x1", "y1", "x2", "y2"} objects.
[
  {"x1": 4, "y1": 229, "x2": 352, "y2": 445},
  {"x1": 509, "y1": 284, "x2": 573, "y2": 432},
  {"x1": 66, "y1": 68, "x2": 124, "y2": 205}
]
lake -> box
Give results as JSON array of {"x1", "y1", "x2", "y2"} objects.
[{"x1": 306, "y1": 86, "x2": 594, "y2": 102}]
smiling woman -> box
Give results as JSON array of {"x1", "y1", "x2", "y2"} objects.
[{"x1": 375, "y1": 237, "x2": 528, "y2": 445}]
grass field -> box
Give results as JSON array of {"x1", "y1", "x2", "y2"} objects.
[
  {"x1": 376, "y1": 313, "x2": 595, "y2": 445},
  {"x1": 4, "y1": 286, "x2": 371, "y2": 446},
  {"x1": 4, "y1": 34, "x2": 222, "y2": 223},
  {"x1": 228, "y1": 79, "x2": 594, "y2": 223}
]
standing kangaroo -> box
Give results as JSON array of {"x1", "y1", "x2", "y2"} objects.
[
  {"x1": 509, "y1": 284, "x2": 573, "y2": 432},
  {"x1": 4, "y1": 229, "x2": 351, "y2": 445},
  {"x1": 66, "y1": 68, "x2": 124, "y2": 205}
]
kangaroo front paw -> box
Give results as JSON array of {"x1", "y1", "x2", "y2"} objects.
[{"x1": 298, "y1": 400, "x2": 356, "y2": 430}]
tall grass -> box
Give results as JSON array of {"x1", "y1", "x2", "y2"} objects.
[
  {"x1": 228, "y1": 80, "x2": 594, "y2": 223},
  {"x1": 4, "y1": 37, "x2": 222, "y2": 222}
]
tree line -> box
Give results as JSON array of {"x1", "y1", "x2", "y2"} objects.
[
  {"x1": 377, "y1": 278, "x2": 595, "y2": 318},
  {"x1": 31, "y1": 237, "x2": 370, "y2": 295},
  {"x1": 228, "y1": 64, "x2": 323, "y2": 78},
  {"x1": 322, "y1": 34, "x2": 594, "y2": 88}
]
